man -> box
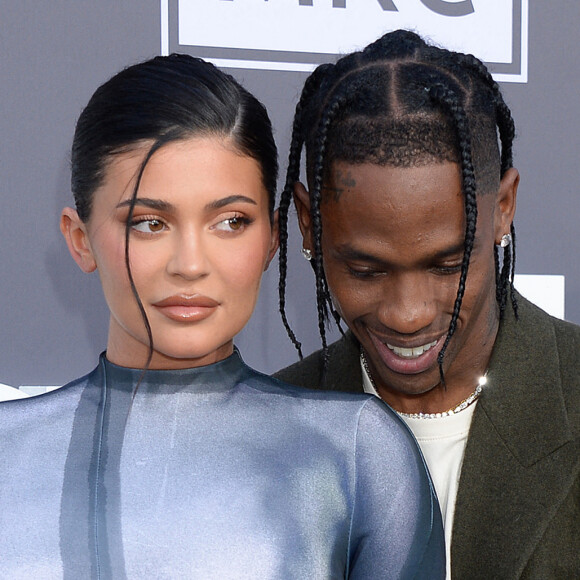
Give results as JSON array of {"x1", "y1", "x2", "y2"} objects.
[{"x1": 275, "y1": 30, "x2": 580, "y2": 579}]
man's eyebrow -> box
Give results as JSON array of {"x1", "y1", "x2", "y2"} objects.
[
  {"x1": 204, "y1": 195, "x2": 258, "y2": 211},
  {"x1": 335, "y1": 242, "x2": 466, "y2": 264},
  {"x1": 334, "y1": 246, "x2": 388, "y2": 265},
  {"x1": 116, "y1": 198, "x2": 174, "y2": 212},
  {"x1": 430, "y1": 242, "x2": 466, "y2": 260}
]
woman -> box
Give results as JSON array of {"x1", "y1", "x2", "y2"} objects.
[
  {"x1": 276, "y1": 30, "x2": 580, "y2": 579},
  {"x1": 0, "y1": 55, "x2": 444, "y2": 578}
]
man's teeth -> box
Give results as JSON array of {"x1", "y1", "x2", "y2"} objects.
[{"x1": 386, "y1": 340, "x2": 438, "y2": 359}]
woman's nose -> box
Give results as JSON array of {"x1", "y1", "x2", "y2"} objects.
[{"x1": 166, "y1": 231, "x2": 209, "y2": 280}]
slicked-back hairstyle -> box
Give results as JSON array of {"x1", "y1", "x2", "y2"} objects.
[
  {"x1": 71, "y1": 54, "x2": 278, "y2": 370},
  {"x1": 278, "y1": 30, "x2": 517, "y2": 379},
  {"x1": 72, "y1": 54, "x2": 278, "y2": 223}
]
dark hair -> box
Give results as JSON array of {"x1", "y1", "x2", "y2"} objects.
[
  {"x1": 72, "y1": 53, "x2": 278, "y2": 221},
  {"x1": 278, "y1": 30, "x2": 517, "y2": 379},
  {"x1": 71, "y1": 54, "x2": 278, "y2": 368}
]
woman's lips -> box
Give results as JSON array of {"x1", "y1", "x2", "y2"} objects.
[
  {"x1": 153, "y1": 295, "x2": 219, "y2": 322},
  {"x1": 368, "y1": 332, "x2": 445, "y2": 375}
]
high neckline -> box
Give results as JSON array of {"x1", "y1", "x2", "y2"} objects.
[{"x1": 101, "y1": 348, "x2": 250, "y2": 395}]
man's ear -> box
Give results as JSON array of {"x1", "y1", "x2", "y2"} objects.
[
  {"x1": 264, "y1": 209, "x2": 280, "y2": 271},
  {"x1": 293, "y1": 182, "x2": 313, "y2": 252},
  {"x1": 494, "y1": 167, "x2": 519, "y2": 243},
  {"x1": 60, "y1": 208, "x2": 97, "y2": 273}
]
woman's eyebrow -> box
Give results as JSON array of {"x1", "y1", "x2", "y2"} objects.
[
  {"x1": 116, "y1": 194, "x2": 258, "y2": 212},
  {"x1": 116, "y1": 198, "x2": 174, "y2": 212},
  {"x1": 204, "y1": 195, "x2": 257, "y2": 210}
]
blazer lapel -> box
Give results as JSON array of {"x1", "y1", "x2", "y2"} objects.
[{"x1": 451, "y1": 300, "x2": 576, "y2": 578}]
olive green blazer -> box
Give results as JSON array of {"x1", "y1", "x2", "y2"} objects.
[{"x1": 275, "y1": 295, "x2": 580, "y2": 579}]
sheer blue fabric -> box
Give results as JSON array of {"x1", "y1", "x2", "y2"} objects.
[{"x1": 0, "y1": 350, "x2": 444, "y2": 579}]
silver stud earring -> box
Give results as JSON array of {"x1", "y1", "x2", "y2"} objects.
[
  {"x1": 500, "y1": 233, "x2": 512, "y2": 248},
  {"x1": 301, "y1": 248, "x2": 312, "y2": 261}
]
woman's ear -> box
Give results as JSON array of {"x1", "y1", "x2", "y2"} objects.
[
  {"x1": 293, "y1": 182, "x2": 313, "y2": 252},
  {"x1": 494, "y1": 168, "x2": 519, "y2": 243},
  {"x1": 60, "y1": 208, "x2": 97, "y2": 273},
  {"x1": 264, "y1": 209, "x2": 280, "y2": 271}
]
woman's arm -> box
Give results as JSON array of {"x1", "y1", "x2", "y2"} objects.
[{"x1": 348, "y1": 398, "x2": 445, "y2": 579}]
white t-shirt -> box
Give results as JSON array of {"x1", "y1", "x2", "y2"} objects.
[{"x1": 361, "y1": 362, "x2": 476, "y2": 580}]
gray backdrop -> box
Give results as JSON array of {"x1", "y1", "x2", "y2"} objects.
[{"x1": 1, "y1": 1, "x2": 578, "y2": 388}]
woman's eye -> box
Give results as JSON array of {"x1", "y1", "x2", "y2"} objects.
[
  {"x1": 131, "y1": 218, "x2": 166, "y2": 234},
  {"x1": 213, "y1": 216, "x2": 251, "y2": 233}
]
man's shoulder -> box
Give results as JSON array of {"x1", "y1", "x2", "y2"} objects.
[
  {"x1": 549, "y1": 308, "x2": 580, "y2": 349},
  {"x1": 273, "y1": 332, "x2": 363, "y2": 393},
  {"x1": 521, "y1": 294, "x2": 580, "y2": 332},
  {"x1": 493, "y1": 294, "x2": 580, "y2": 435},
  {"x1": 273, "y1": 350, "x2": 324, "y2": 389},
  {"x1": 546, "y1": 310, "x2": 580, "y2": 419},
  {"x1": 517, "y1": 295, "x2": 580, "y2": 373}
]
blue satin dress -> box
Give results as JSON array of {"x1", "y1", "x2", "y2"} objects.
[{"x1": 0, "y1": 350, "x2": 444, "y2": 579}]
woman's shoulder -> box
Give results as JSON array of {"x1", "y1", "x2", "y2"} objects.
[
  {"x1": 0, "y1": 362, "x2": 101, "y2": 417},
  {"x1": 243, "y1": 361, "x2": 419, "y2": 447},
  {"x1": 246, "y1": 360, "x2": 372, "y2": 404}
]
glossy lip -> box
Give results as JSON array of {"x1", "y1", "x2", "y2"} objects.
[
  {"x1": 367, "y1": 331, "x2": 446, "y2": 375},
  {"x1": 152, "y1": 294, "x2": 219, "y2": 323}
]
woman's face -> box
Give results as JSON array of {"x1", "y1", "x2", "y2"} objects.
[{"x1": 62, "y1": 137, "x2": 278, "y2": 369}]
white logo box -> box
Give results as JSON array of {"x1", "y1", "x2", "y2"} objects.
[{"x1": 161, "y1": 0, "x2": 528, "y2": 82}]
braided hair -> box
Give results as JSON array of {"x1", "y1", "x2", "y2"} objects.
[{"x1": 278, "y1": 30, "x2": 517, "y2": 379}]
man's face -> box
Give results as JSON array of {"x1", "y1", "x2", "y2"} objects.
[{"x1": 296, "y1": 161, "x2": 517, "y2": 411}]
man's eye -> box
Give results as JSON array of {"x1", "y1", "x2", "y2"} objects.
[
  {"x1": 347, "y1": 266, "x2": 382, "y2": 279},
  {"x1": 434, "y1": 264, "x2": 462, "y2": 275}
]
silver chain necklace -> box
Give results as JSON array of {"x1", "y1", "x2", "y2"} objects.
[{"x1": 360, "y1": 350, "x2": 486, "y2": 419}]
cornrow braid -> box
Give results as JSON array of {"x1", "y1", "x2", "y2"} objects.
[
  {"x1": 278, "y1": 63, "x2": 335, "y2": 358},
  {"x1": 361, "y1": 28, "x2": 425, "y2": 60},
  {"x1": 427, "y1": 82, "x2": 478, "y2": 383},
  {"x1": 309, "y1": 89, "x2": 355, "y2": 370},
  {"x1": 494, "y1": 245, "x2": 501, "y2": 304},
  {"x1": 509, "y1": 224, "x2": 518, "y2": 317},
  {"x1": 278, "y1": 29, "x2": 518, "y2": 378},
  {"x1": 453, "y1": 52, "x2": 518, "y2": 320},
  {"x1": 454, "y1": 52, "x2": 515, "y2": 174}
]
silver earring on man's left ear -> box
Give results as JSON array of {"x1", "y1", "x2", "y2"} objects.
[
  {"x1": 500, "y1": 233, "x2": 512, "y2": 248},
  {"x1": 301, "y1": 248, "x2": 312, "y2": 261}
]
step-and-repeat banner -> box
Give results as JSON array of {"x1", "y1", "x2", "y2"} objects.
[{"x1": 2, "y1": 0, "x2": 578, "y2": 390}]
